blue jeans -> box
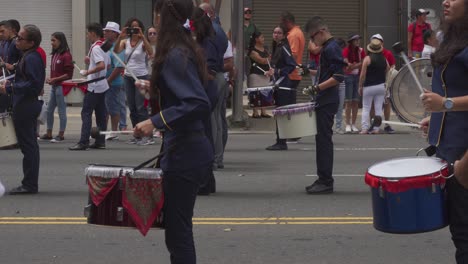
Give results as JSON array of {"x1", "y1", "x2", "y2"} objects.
[
  {"x1": 119, "y1": 86, "x2": 127, "y2": 130},
  {"x1": 344, "y1": 75, "x2": 360, "y2": 102},
  {"x1": 124, "y1": 75, "x2": 148, "y2": 127},
  {"x1": 105, "y1": 84, "x2": 125, "y2": 116},
  {"x1": 47, "y1": 85, "x2": 67, "y2": 132},
  {"x1": 335, "y1": 82, "x2": 346, "y2": 130}
]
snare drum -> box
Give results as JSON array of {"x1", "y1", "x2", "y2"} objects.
[
  {"x1": 0, "y1": 112, "x2": 17, "y2": 149},
  {"x1": 84, "y1": 165, "x2": 164, "y2": 236},
  {"x1": 365, "y1": 157, "x2": 450, "y2": 234},
  {"x1": 246, "y1": 86, "x2": 275, "y2": 107},
  {"x1": 272, "y1": 102, "x2": 317, "y2": 139},
  {"x1": 63, "y1": 79, "x2": 87, "y2": 104}
]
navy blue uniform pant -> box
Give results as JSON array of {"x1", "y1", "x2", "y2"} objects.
[
  {"x1": 315, "y1": 103, "x2": 338, "y2": 185},
  {"x1": 12, "y1": 99, "x2": 42, "y2": 192},
  {"x1": 79, "y1": 91, "x2": 107, "y2": 145},
  {"x1": 163, "y1": 165, "x2": 209, "y2": 264},
  {"x1": 437, "y1": 147, "x2": 468, "y2": 264},
  {"x1": 274, "y1": 89, "x2": 296, "y2": 145}
]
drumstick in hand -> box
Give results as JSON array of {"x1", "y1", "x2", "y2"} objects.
[
  {"x1": 392, "y1": 42, "x2": 425, "y2": 94},
  {"x1": 252, "y1": 63, "x2": 267, "y2": 74},
  {"x1": 72, "y1": 61, "x2": 82, "y2": 72}
]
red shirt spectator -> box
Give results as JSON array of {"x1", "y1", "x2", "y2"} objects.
[
  {"x1": 50, "y1": 50, "x2": 73, "y2": 85},
  {"x1": 36, "y1": 46, "x2": 47, "y2": 67},
  {"x1": 382, "y1": 48, "x2": 395, "y2": 67}
]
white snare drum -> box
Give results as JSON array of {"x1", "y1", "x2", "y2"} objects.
[
  {"x1": 0, "y1": 112, "x2": 17, "y2": 149},
  {"x1": 272, "y1": 102, "x2": 317, "y2": 139},
  {"x1": 63, "y1": 79, "x2": 87, "y2": 104}
]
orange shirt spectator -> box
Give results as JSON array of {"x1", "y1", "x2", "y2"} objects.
[{"x1": 287, "y1": 25, "x2": 305, "y2": 81}]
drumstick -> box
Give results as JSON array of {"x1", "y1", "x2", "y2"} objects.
[
  {"x1": 252, "y1": 63, "x2": 267, "y2": 74},
  {"x1": 72, "y1": 61, "x2": 82, "y2": 72},
  {"x1": 392, "y1": 42, "x2": 425, "y2": 94},
  {"x1": 266, "y1": 58, "x2": 272, "y2": 69},
  {"x1": 382, "y1": 120, "x2": 421, "y2": 128}
]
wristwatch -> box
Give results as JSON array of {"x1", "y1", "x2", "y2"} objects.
[{"x1": 444, "y1": 98, "x2": 454, "y2": 110}]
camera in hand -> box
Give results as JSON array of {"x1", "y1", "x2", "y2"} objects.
[{"x1": 126, "y1": 27, "x2": 137, "y2": 35}]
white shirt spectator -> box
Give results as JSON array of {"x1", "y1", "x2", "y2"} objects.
[
  {"x1": 125, "y1": 39, "x2": 148, "y2": 77},
  {"x1": 223, "y1": 40, "x2": 233, "y2": 81},
  {"x1": 87, "y1": 41, "x2": 110, "y2": 93}
]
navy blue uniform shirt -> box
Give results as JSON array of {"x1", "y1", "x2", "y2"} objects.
[
  {"x1": 150, "y1": 47, "x2": 213, "y2": 172},
  {"x1": 6, "y1": 49, "x2": 45, "y2": 106},
  {"x1": 428, "y1": 47, "x2": 468, "y2": 148},
  {"x1": 316, "y1": 38, "x2": 345, "y2": 107},
  {"x1": 271, "y1": 40, "x2": 296, "y2": 87},
  {"x1": 211, "y1": 21, "x2": 228, "y2": 73}
]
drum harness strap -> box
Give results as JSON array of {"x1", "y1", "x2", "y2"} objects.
[{"x1": 132, "y1": 130, "x2": 206, "y2": 172}]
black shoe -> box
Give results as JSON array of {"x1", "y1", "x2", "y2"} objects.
[
  {"x1": 69, "y1": 143, "x2": 89, "y2": 151},
  {"x1": 305, "y1": 181, "x2": 334, "y2": 194},
  {"x1": 197, "y1": 189, "x2": 211, "y2": 196},
  {"x1": 89, "y1": 143, "x2": 106, "y2": 149},
  {"x1": 266, "y1": 143, "x2": 287, "y2": 151},
  {"x1": 9, "y1": 186, "x2": 38, "y2": 195}
]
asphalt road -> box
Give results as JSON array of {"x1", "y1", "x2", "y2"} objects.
[{"x1": 0, "y1": 110, "x2": 455, "y2": 264}]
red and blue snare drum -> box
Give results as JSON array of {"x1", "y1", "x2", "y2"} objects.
[
  {"x1": 365, "y1": 156, "x2": 451, "y2": 234},
  {"x1": 84, "y1": 165, "x2": 164, "y2": 236},
  {"x1": 246, "y1": 86, "x2": 275, "y2": 107}
]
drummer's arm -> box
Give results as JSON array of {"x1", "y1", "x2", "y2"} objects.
[
  {"x1": 316, "y1": 46, "x2": 345, "y2": 91},
  {"x1": 451, "y1": 96, "x2": 468, "y2": 111},
  {"x1": 250, "y1": 51, "x2": 268, "y2": 65}
]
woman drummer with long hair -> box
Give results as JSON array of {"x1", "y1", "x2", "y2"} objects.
[
  {"x1": 134, "y1": 0, "x2": 213, "y2": 263},
  {"x1": 420, "y1": 0, "x2": 468, "y2": 262}
]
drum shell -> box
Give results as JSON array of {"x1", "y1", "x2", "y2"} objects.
[
  {"x1": 366, "y1": 157, "x2": 449, "y2": 234},
  {"x1": 85, "y1": 165, "x2": 164, "y2": 229},
  {"x1": 0, "y1": 113, "x2": 18, "y2": 149},
  {"x1": 247, "y1": 88, "x2": 275, "y2": 107},
  {"x1": 273, "y1": 103, "x2": 317, "y2": 139},
  {"x1": 86, "y1": 177, "x2": 164, "y2": 228},
  {"x1": 370, "y1": 184, "x2": 447, "y2": 234},
  {"x1": 64, "y1": 87, "x2": 85, "y2": 104}
]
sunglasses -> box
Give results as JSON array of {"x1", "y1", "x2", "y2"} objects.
[
  {"x1": 244, "y1": 11, "x2": 252, "y2": 14},
  {"x1": 148, "y1": 32, "x2": 157, "y2": 36}
]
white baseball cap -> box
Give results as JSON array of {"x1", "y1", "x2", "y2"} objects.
[
  {"x1": 103, "y1": 21, "x2": 121, "y2": 34},
  {"x1": 371, "y1": 34, "x2": 384, "y2": 42}
]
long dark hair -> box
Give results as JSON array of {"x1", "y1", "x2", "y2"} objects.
[
  {"x1": 191, "y1": 7, "x2": 214, "y2": 44},
  {"x1": 152, "y1": 0, "x2": 208, "y2": 92},
  {"x1": 271, "y1": 25, "x2": 289, "y2": 64},
  {"x1": 433, "y1": 0, "x2": 468, "y2": 65},
  {"x1": 125, "y1": 17, "x2": 145, "y2": 33},
  {"x1": 51, "y1": 32, "x2": 70, "y2": 55},
  {"x1": 247, "y1": 30, "x2": 262, "y2": 56}
]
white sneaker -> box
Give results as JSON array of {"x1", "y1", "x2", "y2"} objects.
[
  {"x1": 345, "y1": 125, "x2": 352, "y2": 133},
  {"x1": 351, "y1": 125, "x2": 360, "y2": 132},
  {"x1": 105, "y1": 133, "x2": 118, "y2": 141},
  {"x1": 0, "y1": 179, "x2": 5, "y2": 197}
]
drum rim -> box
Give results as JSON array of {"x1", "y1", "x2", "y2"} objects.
[
  {"x1": 367, "y1": 156, "x2": 447, "y2": 179},
  {"x1": 273, "y1": 102, "x2": 315, "y2": 116},
  {"x1": 85, "y1": 164, "x2": 162, "y2": 179},
  {"x1": 389, "y1": 58, "x2": 432, "y2": 124}
]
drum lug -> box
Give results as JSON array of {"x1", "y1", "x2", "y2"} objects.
[
  {"x1": 432, "y1": 183, "x2": 436, "y2": 193},
  {"x1": 84, "y1": 204, "x2": 91, "y2": 218},
  {"x1": 379, "y1": 186, "x2": 385, "y2": 198},
  {"x1": 287, "y1": 113, "x2": 291, "y2": 120},
  {"x1": 118, "y1": 177, "x2": 124, "y2": 190},
  {"x1": 116, "y1": 207, "x2": 124, "y2": 222},
  {"x1": 2, "y1": 118, "x2": 5, "y2": 126},
  {"x1": 308, "y1": 110, "x2": 313, "y2": 117}
]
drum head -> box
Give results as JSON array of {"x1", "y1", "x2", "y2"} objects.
[
  {"x1": 368, "y1": 157, "x2": 446, "y2": 179},
  {"x1": 389, "y1": 59, "x2": 432, "y2": 124}
]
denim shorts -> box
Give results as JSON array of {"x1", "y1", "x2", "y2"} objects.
[
  {"x1": 344, "y1": 74, "x2": 360, "y2": 101},
  {"x1": 105, "y1": 84, "x2": 125, "y2": 115}
]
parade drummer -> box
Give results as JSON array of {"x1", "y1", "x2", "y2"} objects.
[
  {"x1": 265, "y1": 25, "x2": 297, "y2": 151},
  {"x1": 303, "y1": 16, "x2": 345, "y2": 194},
  {"x1": 0, "y1": 24, "x2": 45, "y2": 194},
  {"x1": 134, "y1": 0, "x2": 213, "y2": 263},
  {"x1": 418, "y1": 0, "x2": 468, "y2": 262}
]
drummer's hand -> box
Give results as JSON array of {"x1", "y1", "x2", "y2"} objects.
[
  {"x1": 419, "y1": 116, "x2": 430, "y2": 138},
  {"x1": 134, "y1": 119, "x2": 155, "y2": 138},
  {"x1": 421, "y1": 89, "x2": 445, "y2": 112},
  {"x1": 265, "y1": 68, "x2": 274, "y2": 77},
  {"x1": 135, "y1": 79, "x2": 150, "y2": 92},
  {"x1": 84, "y1": 56, "x2": 90, "y2": 65},
  {"x1": 80, "y1": 70, "x2": 88, "y2": 77}
]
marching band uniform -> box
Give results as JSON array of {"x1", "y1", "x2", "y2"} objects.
[
  {"x1": 5, "y1": 49, "x2": 45, "y2": 193},
  {"x1": 428, "y1": 47, "x2": 468, "y2": 263},
  {"x1": 150, "y1": 47, "x2": 213, "y2": 263}
]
